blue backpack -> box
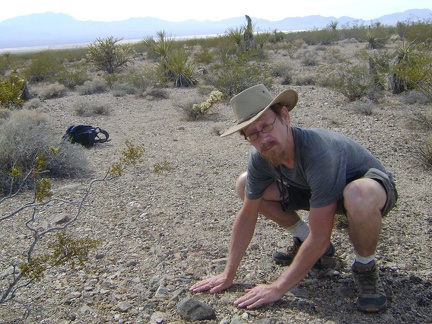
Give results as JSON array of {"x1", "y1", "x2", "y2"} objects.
[{"x1": 63, "y1": 125, "x2": 109, "y2": 147}]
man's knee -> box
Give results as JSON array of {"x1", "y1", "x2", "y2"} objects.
[
  {"x1": 235, "y1": 172, "x2": 247, "y2": 200},
  {"x1": 343, "y1": 178, "x2": 386, "y2": 214}
]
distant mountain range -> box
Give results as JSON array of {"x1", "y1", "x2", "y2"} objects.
[{"x1": 0, "y1": 9, "x2": 430, "y2": 51}]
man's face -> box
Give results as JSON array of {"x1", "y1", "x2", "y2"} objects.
[{"x1": 243, "y1": 109, "x2": 287, "y2": 167}]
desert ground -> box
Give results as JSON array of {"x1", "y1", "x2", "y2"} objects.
[{"x1": 1, "y1": 40, "x2": 431, "y2": 323}]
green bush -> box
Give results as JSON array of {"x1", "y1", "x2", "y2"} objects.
[
  {"x1": 204, "y1": 54, "x2": 273, "y2": 98},
  {"x1": 397, "y1": 20, "x2": 432, "y2": 44},
  {"x1": 141, "y1": 31, "x2": 175, "y2": 61},
  {"x1": 23, "y1": 50, "x2": 66, "y2": 83},
  {"x1": 57, "y1": 63, "x2": 89, "y2": 89},
  {"x1": 159, "y1": 49, "x2": 196, "y2": 87},
  {"x1": 121, "y1": 65, "x2": 162, "y2": 91},
  {"x1": 87, "y1": 36, "x2": 135, "y2": 74},
  {"x1": 0, "y1": 110, "x2": 91, "y2": 195},
  {"x1": 0, "y1": 73, "x2": 26, "y2": 108},
  {"x1": 0, "y1": 52, "x2": 15, "y2": 76},
  {"x1": 193, "y1": 47, "x2": 214, "y2": 65},
  {"x1": 322, "y1": 62, "x2": 384, "y2": 102},
  {"x1": 270, "y1": 63, "x2": 293, "y2": 85},
  {"x1": 394, "y1": 43, "x2": 432, "y2": 100}
]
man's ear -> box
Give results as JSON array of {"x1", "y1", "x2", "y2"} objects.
[{"x1": 281, "y1": 106, "x2": 291, "y2": 124}]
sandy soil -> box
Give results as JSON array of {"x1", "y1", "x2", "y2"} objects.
[{"x1": 0, "y1": 41, "x2": 431, "y2": 323}]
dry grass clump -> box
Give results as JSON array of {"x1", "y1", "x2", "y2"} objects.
[
  {"x1": 77, "y1": 79, "x2": 108, "y2": 95},
  {"x1": 22, "y1": 98, "x2": 43, "y2": 110},
  {"x1": 0, "y1": 110, "x2": 91, "y2": 194},
  {"x1": 38, "y1": 83, "x2": 68, "y2": 100},
  {"x1": 73, "y1": 99, "x2": 111, "y2": 117}
]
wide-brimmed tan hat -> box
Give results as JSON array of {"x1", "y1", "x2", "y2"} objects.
[{"x1": 221, "y1": 84, "x2": 298, "y2": 137}]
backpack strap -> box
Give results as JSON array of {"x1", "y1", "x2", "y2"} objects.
[{"x1": 94, "y1": 127, "x2": 109, "y2": 143}]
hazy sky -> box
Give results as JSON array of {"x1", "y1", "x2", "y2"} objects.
[{"x1": 0, "y1": 0, "x2": 430, "y2": 22}]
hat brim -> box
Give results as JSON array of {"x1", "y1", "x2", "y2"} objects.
[{"x1": 221, "y1": 89, "x2": 298, "y2": 137}]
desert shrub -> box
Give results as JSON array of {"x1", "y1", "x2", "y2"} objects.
[
  {"x1": 419, "y1": 136, "x2": 432, "y2": 170},
  {"x1": 138, "y1": 87, "x2": 169, "y2": 100},
  {"x1": 121, "y1": 65, "x2": 162, "y2": 91},
  {"x1": 355, "y1": 99, "x2": 375, "y2": 115},
  {"x1": 226, "y1": 26, "x2": 244, "y2": 49},
  {"x1": 397, "y1": 20, "x2": 432, "y2": 44},
  {"x1": 294, "y1": 74, "x2": 316, "y2": 86},
  {"x1": 38, "y1": 83, "x2": 68, "y2": 100},
  {"x1": 365, "y1": 31, "x2": 386, "y2": 49},
  {"x1": 0, "y1": 73, "x2": 26, "y2": 108},
  {"x1": 1, "y1": 140, "x2": 143, "y2": 316},
  {"x1": 57, "y1": 64, "x2": 89, "y2": 89},
  {"x1": 401, "y1": 90, "x2": 431, "y2": 105},
  {"x1": 87, "y1": 36, "x2": 135, "y2": 74},
  {"x1": 322, "y1": 63, "x2": 384, "y2": 102},
  {"x1": 322, "y1": 47, "x2": 347, "y2": 64},
  {"x1": 0, "y1": 110, "x2": 91, "y2": 194},
  {"x1": 143, "y1": 32, "x2": 196, "y2": 87},
  {"x1": 266, "y1": 30, "x2": 286, "y2": 44},
  {"x1": 111, "y1": 82, "x2": 138, "y2": 97},
  {"x1": 77, "y1": 79, "x2": 108, "y2": 95},
  {"x1": 204, "y1": 54, "x2": 273, "y2": 98},
  {"x1": 177, "y1": 90, "x2": 223, "y2": 119},
  {"x1": 0, "y1": 52, "x2": 15, "y2": 75},
  {"x1": 193, "y1": 47, "x2": 214, "y2": 65},
  {"x1": 73, "y1": 99, "x2": 110, "y2": 116},
  {"x1": 153, "y1": 160, "x2": 171, "y2": 175},
  {"x1": 141, "y1": 31, "x2": 175, "y2": 61},
  {"x1": 23, "y1": 50, "x2": 66, "y2": 83},
  {"x1": 22, "y1": 98, "x2": 42, "y2": 110},
  {"x1": 393, "y1": 42, "x2": 432, "y2": 100},
  {"x1": 410, "y1": 111, "x2": 432, "y2": 131},
  {"x1": 158, "y1": 48, "x2": 196, "y2": 87},
  {"x1": 270, "y1": 63, "x2": 293, "y2": 85},
  {"x1": 299, "y1": 49, "x2": 319, "y2": 66},
  {"x1": 287, "y1": 28, "x2": 338, "y2": 45}
]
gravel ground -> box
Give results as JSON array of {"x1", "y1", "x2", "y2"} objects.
[{"x1": 1, "y1": 41, "x2": 431, "y2": 323}]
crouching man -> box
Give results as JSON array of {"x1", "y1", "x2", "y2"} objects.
[{"x1": 190, "y1": 84, "x2": 397, "y2": 312}]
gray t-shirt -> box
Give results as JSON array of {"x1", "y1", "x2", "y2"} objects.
[{"x1": 245, "y1": 127, "x2": 388, "y2": 208}]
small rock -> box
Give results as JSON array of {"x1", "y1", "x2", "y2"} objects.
[
  {"x1": 52, "y1": 213, "x2": 70, "y2": 225},
  {"x1": 150, "y1": 311, "x2": 167, "y2": 323},
  {"x1": 117, "y1": 301, "x2": 132, "y2": 312},
  {"x1": 154, "y1": 285, "x2": 169, "y2": 298},
  {"x1": 177, "y1": 297, "x2": 216, "y2": 321},
  {"x1": 126, "y1": 259, "x2": 138, "y2": 267}
]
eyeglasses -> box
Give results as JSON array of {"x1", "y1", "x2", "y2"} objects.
[{"x1": 245, "y1": 117, "x2": 277, "y2": 142}]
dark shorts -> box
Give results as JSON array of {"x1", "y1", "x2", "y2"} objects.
[{"x1": 279, "y1": 168, "x2": 398, "y2": 216}]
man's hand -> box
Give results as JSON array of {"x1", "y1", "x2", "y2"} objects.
[
  {"x1": 234, "y1": 283, "x2": 285, "y2": 309},
  {"x1": 190, "y1": 273, "x2": 233, "y2": 294}
]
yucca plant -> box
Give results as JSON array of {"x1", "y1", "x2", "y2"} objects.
[{"x1": 159, "y1": 49, "x2": 196, "y2": 87}]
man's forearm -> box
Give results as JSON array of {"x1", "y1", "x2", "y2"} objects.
[{"x1": 224, "y1": 211, "x2": 258, "y2": 278}]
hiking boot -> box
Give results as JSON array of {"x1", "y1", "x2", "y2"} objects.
[
  {"x1": 272, "y1": 237, "x2": 335, "y2": 268},
  {"x1": 352, "y1": 260, "x2": 387, "y2": 312}
]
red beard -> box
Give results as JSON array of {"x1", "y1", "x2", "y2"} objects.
[{"x1": 260, "y1": 141, "x2": 283, "y2": 167}]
